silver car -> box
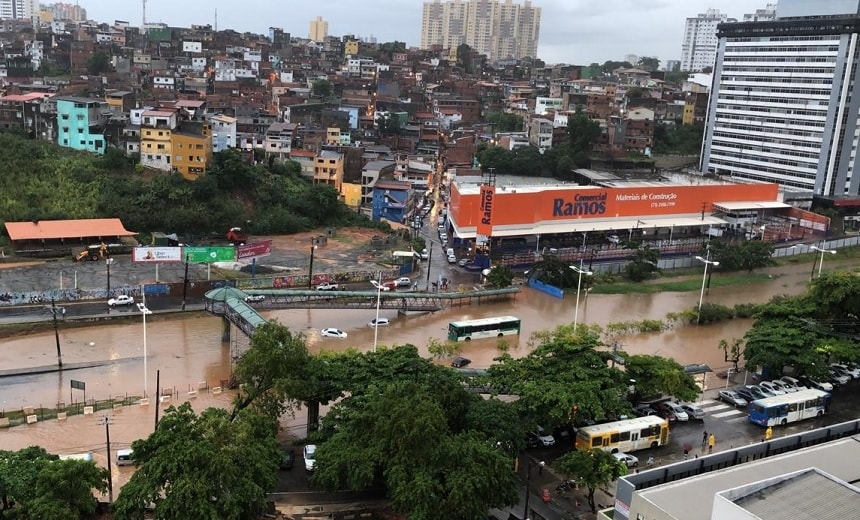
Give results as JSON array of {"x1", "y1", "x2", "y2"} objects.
[{"x1": 679, "y1": 403, "x2": 705, "y2": 421}]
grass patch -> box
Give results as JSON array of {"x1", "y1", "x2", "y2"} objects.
[{"x1": 590, "y1": 272, "x2": 777, "y2": 294}]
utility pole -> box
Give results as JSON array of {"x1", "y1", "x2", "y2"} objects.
[
  {"x1": 425, "y1": 242, "x2": 433, "y2": 290},
  {"x1": 181, "y1": 254, "x2": 189, "y2": 310},
  {"x1": 102, "y1": 415, "x2": 114, "y2": 503},
  {"x1": 51, "y1": 298, "x2": 63, "y2": 369}
]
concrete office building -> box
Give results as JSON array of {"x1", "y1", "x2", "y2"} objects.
[
  {"x1": 420, "y1": 0, "x2": 541, "y2": 61},
  {"x1": 701, "y1": 0, "x2": 860, "y2": 199},
  {"x1": 680, "y1": 9, "x2": 735, "y2": 72}
]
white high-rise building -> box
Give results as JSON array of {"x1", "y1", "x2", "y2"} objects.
[
  {"x1": 701, "y1": 0, "x2": 860, "y2": 197},
  {"x1": 743, "y1": 3, "x2": 777, "y2": 22},
  {"x1": 420, "y1": 0, "x2": 541, "y2": 61},
  {"x1": 680, "y1": 9, "x2": 736, "y2": 71},
  {"x1": 0, "y1": 0, "x2": 39, "y2": 20}
]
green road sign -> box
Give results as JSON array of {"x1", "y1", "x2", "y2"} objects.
[{"x1": 183, "y1": 246, "x2": 236, "y2": 263}]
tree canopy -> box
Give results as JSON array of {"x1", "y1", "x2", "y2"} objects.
[
  {"x1": 113, "y1": 403, "x2": 280, "y2": 520},
  {"x1": 555, "y1": 449, "x2": 626, "y2": 513}
]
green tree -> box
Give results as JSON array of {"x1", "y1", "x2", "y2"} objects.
[
  {"x1": 231, "y1": 321, "x2": 311, "y2": 420},
  {"x1": 623, "y1": 354, "x2": 700, "y2": 402},
  {"x1": 0, "y1": 446, "x2": 108, "y2": 519},
  {"x1": 457, "y1": 43, "x2": 474, "y2": 74},
  {"x1": 86, "y1": 51, "x2": 111, "y2": 75},
  {"x1": 486, "y1": 324, "x2": 631, "y2": 427},
  {"x1": 718, "y1": 338, "x2": 744, "y2": 372},
  {"x1": 637, "y1": 56, "x2": 660, "y2": 70},
  {"x1": 738, "y1": 240, "x2": 776, "y2": 272},
  {"x1": 113, "y1": 403, "x2": 280, "y2": 520},
  {"x1": 312, "y1": 78, "x2": 332, "y2": 97},
  {"x1": 808, "y1": 272, "x2": 860, "y2": 337},
  {"x1": 485, "y1": 111, "x2": 524, "y2": 132},
  {"x1": 555, "y1": 449, "x2": 626, "y2": 513},
  {"x1": 475, "y1": 144, "x2": 514, "y2": 172},
  {"x1": 742, "y1": 296, "x2": 824, "y2": 377},
  {"x1": 529, "y1": 254, "x2": 578, "y2": 288},
  {"x1": 485, "y1": 264, "x2": 514, "y2": 288},
  {"x1": 624, "y1": 243, "x2": 661, "y2": 281},
  {"x1": 566, "y1": 107, "x2": 601, "y2": 167}
]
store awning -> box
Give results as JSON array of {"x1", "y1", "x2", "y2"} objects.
[
  {"x1": 452, "y1": 215, "x2": 728, "y2": 240},
  {"x1": 712, "y1": 201, "x2": 791, "y2": 211}
]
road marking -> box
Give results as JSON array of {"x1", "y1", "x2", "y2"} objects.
[
  {"x1": 725, "y1": 416, "x2": 748, "y2": 423},
  {"x1": 702, "y1": 404, "x2": 730, "y2": 412},
  {"x1": 712, "y1": 409, "x2": 745, "y2": 418}
]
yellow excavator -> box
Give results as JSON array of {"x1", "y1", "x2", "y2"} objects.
[{"x1": 73, "y1": 242, "x2": 108, "y2": 262}]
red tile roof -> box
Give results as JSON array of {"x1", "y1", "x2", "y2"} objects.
[{"x1": 5, "y1": 219, "x2": 136, "y2": 241}]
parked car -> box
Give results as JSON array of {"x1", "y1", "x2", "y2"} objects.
[
  {"x1": 718, "y1": 389, "x2": 748, "y2": 407},
  {"x1": 798, "y1": 376, "x2": 833, "y2": 392},
  {"x1": 303, "y1": 444, "x2": 317, "y2": 472},
  {"x1": 280, "y1": 449, "x2": 295, "y2": 470},
  {"x1": 779, "y1": 376, "x2": 807, "y2": 391},
  {"x1": 632, "y1": 406, "x2": 659, "y2": 418},
  {"x1": 419, "y1": 249, "x2": 430, "y2": 260},
  {"x1": 525, "y1": 433, "x2": 540, "y2": 449},
  {"x1": 746, "y1": 385, "x2": 773, "y2": 400},
  {"x1": 321, "y1": 328, "x2": 348, "y2": 339},
  {"x1": 759, "y1": 381, "x2": 786, "y2": 396},
  {"x1": 447, "y1": 254, "x2": 457, "y2": 264},
  {"x1": 107, "y1": 295, "x2": 134, "y2": 307},
  {"x1": 768, "y1": 379, "x2": 796, "y2": 393},
  {"x1": 830, "y1": 364, "x2": 858, "y2": 379},
  {"x1": 832, "y1": 363, "x2": 860, "y2": 379},
  {"x1": 369, "y1": 280, "x2": 391, "y2": 292},
  {"x1": 458, "y1": 258, "x2": 474, "y2": 267},
  {"x1": 733, "y1": 387, "x2": 757, "y2": 403},
  {"x1": 439, "y1": 232, "x2": 448, "y2": 241},
  {"x1": 244, "y1": 294, "x2": 265, "y2": 303},
  {"x1": 679, "y1": 403, "x2": 705, "y2": 421},
  {"x1": 367, "y1": 317, "x2": 390, "y2": 328},
  {"x1": 533, "y1": 427, "x2": 555, "y2": 447},
  {"x1": 394, "y1": 277, "x2": 412, "y2": 287},
  {"x1": 316, "y1": 282, "x2": 340, "y2": 291},
  {"x1": 613, "y1": 452, "x2": 639, "y2": 468},
  {"x1": 607, "y1": 235, "x2": 621, "y2": 244},
  {"x1": 827, "y1": 370, "x2": 849, "y2": 386},
  {"x1": 653, "y1": 402, "x2": 686, "y2": 422}
]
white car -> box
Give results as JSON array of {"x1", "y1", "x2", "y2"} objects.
[
  {"x1": 832, "y1": 363, "x2": 860, "y2": 379},
  {"x1": 303, "y1": 444, "x2": 316, "y2": 472},
  {"x1": 534, "y1": 427, "x2": 555, "y2": 447},
  {"x1": 394, "y1": 277, "x2": 412, "y2": 287},
  {"x1": 107, "y1": 295, "x2": 134, "y2": 307},
  {"x1": 321, "y1": 328, "x2": 347, "y2": 339},
  {"x1": 439, "y1": 232, "x2": 448, "y2": 241},
  {"x1": 613, "y1": 452, "x2": 639, "y2": 468},
  {"x1": 244, "y1": 294, "x2": 265, "y2": 303},
  {"x1": 447, "y1": 254, "x2": 457, "y2": 264},
  {"x1": 759, "y1": 381, "x2": 786, "y2": 396},
  {"x1": 368, "y1": 317, "x2": 390, "y2": 328}
]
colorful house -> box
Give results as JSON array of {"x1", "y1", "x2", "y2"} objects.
[{"x1": 55, "y1": 96, "x2": 108, "y2": 154}]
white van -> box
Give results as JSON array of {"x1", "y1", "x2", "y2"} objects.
[
  {"x1": 446, "y1": 248, "x2": 455, "y2": 258},
  {"x1": 116, "y1": 449, "x2": 134, "y2": 466}
]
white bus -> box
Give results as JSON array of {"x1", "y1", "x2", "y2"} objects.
[
  {"x1": 447, "y1": 316, "x2": 521, "y2": 342},
  {"x1": 748, "y1": 388, "x2": 831, "y2": 427},
  {"x1": 575, "y1": 416, "x2": 670, "y2": 453}
]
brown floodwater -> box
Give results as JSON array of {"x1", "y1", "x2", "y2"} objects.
[{"x1": 0, "y1": 258, "x2": 846, "y2": 465}]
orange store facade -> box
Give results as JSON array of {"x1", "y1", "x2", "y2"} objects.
[{"x1": 449, "y1": 182, "x2": 782, "y2": 238}]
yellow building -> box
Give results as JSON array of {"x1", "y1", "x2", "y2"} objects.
[
  {"x1": 340, "y1": 182, "x2": 362, "y2": 209},
  {"x1": 326, "y1": 127, "x2": 341, "y2": 145},
  {"x1": 314, "y1": 150, "x2": 344, "y2": 191},
  {"x1": 344, "y1": 40, "x2": 359, "y2": 56},
  {"x1": 140, "y1": 110, "x2": 176, "y2": 172},
  {"x1": 682, "y1": 103, "x2": 696, "y2": 125},
  {"x1": 172, "y1": 128, "x2": 212, "y2": 180}
]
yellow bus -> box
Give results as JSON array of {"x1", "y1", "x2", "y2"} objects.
[{"x1": 575, "y1": 416, "x2": 670, "y2": 453}]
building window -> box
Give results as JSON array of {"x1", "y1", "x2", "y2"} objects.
[
  {"x1": 158, "y1": 131, "x2": 164, "y2": 136},
  {"x1": 157, "y1": 144, "x2": 165, "y2": 150},
  {"x1": 61, "y1": 114, "x2": 69, "y2": 120},
  {"x1": 176, "y1": 155, "x2": 183, "y2": 161}
]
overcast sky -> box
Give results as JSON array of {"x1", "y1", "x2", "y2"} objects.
[{"x1": 81, "y1": 0, "x2": 760, "y2": 65}]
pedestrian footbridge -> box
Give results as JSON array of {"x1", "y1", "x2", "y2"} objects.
[{"x1": 204, "y1": 286, "x2": 519, "y2": 340}]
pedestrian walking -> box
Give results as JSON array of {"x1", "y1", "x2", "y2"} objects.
[
  {"x1": 60, "y1": 307, "x2": 66, "y2": 319},
  {"x1": 708, "y1": 433, "x2": 716, "y2": 453},
  {"x1": 538, "y1": 461, "x2": 545, "y2": 475},
  {"x1": 702, "y1": 430, "x2": 708, "y2": 449},
  {"x1": 765, "y1": 426, "x2": 773, "y2": 441}
]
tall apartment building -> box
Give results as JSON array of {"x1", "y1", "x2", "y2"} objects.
[
  {"x1": 701, "y1": 0, "x2": 860, "y2": 198},
  {"x1": 0, "y1": 0, "x2": 39, "y2": 20},
  {"x1": 309, "y1": 16, "x2": 328, "y2": 42},
  {"x1": 743, "y1": 3, "x2": 777, "y2": 22},
  {"x1": 420, "y1": 0, "x2": 541, "y2": 61},
  {"x1": 680, "y1": 9, "x2": 735, "y2": 71},
  {"x1": 43, "y1": 2, "x2": 87, "y2": 22}
]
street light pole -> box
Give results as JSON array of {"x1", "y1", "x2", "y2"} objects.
[
  {"x1": 425, "y1": 242, "x2": 433, "y2": 290},
  {"x1": 308, "y1": 243, "x2": 317, "y2": 289},
  {"x1": 51, "y1": 298, "x2": 63, "y2": 369},
  {"x1": 137, "y1": 299, "x2": 152, "y2": 397},
  {"x1": 181, "y1": 254, "x2": 189, "y2": 310},
  {"x1": 570, "y1": 261, "x2": 593, "y2": 332},
  {"x1": 373, "y1": 271, "x2": 382, "y2": 353},
  {"x1": 106, "y1": 258, "x2": 114, "y2": 296},
  {"x1": 695, "y1": 253, "x2": 720, "y2": 324},
  {"x1": 809, "y1": 245, "x2": 836, "y2": 280}
]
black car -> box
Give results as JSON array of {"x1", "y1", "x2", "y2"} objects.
[
  {"x1": 525, "y1": 432, "x2": 540, "y2": 449},
  {"x1": 280, "y1": 449, "x2": 295, "y2": 470},
  {"x1": 451, "y1": 356, "x2": 472, "y2": 368},
  {"x1": 734, "y1": 387, "x2": 756, "y2": 403}
]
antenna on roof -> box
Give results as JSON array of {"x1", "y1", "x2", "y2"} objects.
[
  {"x1": 214, "y1": 8, "x2": 217, "y2": 32},
  {"x1": 142, "y1": 0, "x2": 146, "y2": 28}
]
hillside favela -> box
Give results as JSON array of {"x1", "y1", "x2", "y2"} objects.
[{"x1": 1, "y1": 0, "x2": 860, "y2": 519}]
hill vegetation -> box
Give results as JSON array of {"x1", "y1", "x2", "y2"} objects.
[{"x1": 0, "y1": 131, "x2": 381, "y2": 245}]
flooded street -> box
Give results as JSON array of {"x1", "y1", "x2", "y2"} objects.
[{"x1": 0, "y1": 258, "x2": 842, "y2": 460}]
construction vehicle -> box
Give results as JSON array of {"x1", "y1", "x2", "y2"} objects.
[
  {"x1": 72, "y1": 242, "x2": 108, "y2": 262},
  {"x1": 227, "y1": 227, "x2": 248, "y2": 246}
]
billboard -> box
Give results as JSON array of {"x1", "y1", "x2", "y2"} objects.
[
  {"x1": 237, "y1": 240, "x2": 273, "y2": 260},
  {"x1": 132, "y1": 247, "x2": 183, "y2": 263},
  {"x1": 183, "y1": 246, "x2": 236, "y2": 263},
  {"x1": 451, "y1": 183, "x2": 781, "y2": 227},
  {"x1": 476, "y1": 185, "x2": 495, "y2": 237}
]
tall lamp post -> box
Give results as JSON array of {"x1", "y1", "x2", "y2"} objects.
[
  {"x1": 372, "y1": 271, "x2": 382, "y2": 353},
  {"x1": 307, "y1": 243, "x2": 318, "y2": 289},
  {"x1": 809, "y1": 245, "x2": 836, "y2": 280},
  {"x1": 105, "y1": 258, "x2": 114, "y2": 296},
  {"x1": 570, "y1": 261, "x2": 593, "y2": 332},
  {"x1": 695, "y1": 254, "x2": 720, "y2": 324},
  {"x1": 425, "y1": 242, "x2": 433, "y2": 290},
  {"x1": 137, "y1": 300, "x2": 152, "y2": 397}
]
